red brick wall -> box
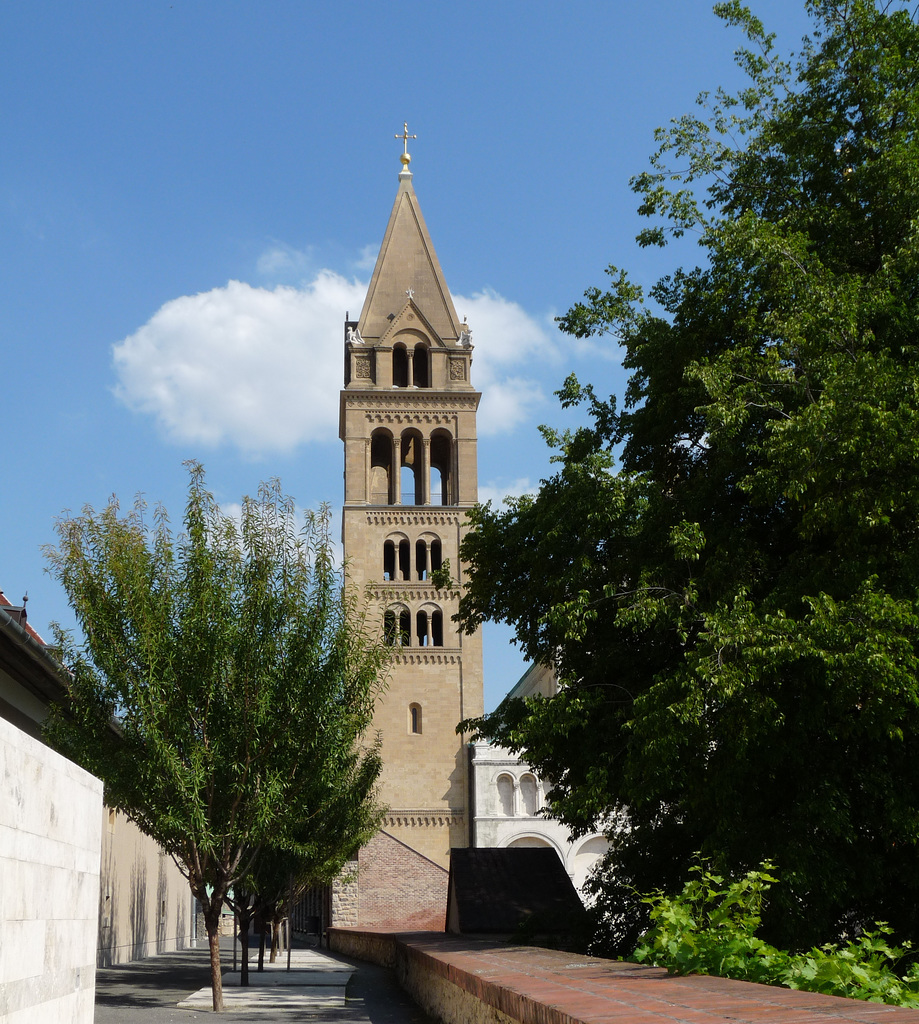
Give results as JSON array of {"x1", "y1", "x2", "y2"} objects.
[{"x1": 356, "y1": 831, "x2": 448, "y2": 930}]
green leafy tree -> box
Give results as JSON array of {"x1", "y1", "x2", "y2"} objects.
[
  {"x1": 45, "y1": 464, "x2": 387, "y2": 1010},
  {"x1": 634, "y1": 860, "x2": 919, "y2": 1007},
  {"x1": 458, "y1": 0, "x2": 919, "y2": 951},
  {"x1": 228, "y1": 788, "x2": 378, "y2": 984}
]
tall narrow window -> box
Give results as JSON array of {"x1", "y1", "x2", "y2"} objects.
[
  {"x1": 370, "y1": 430, "x2": 394, "y2": 504},
  {"x1": 497, "y1": 775, "x2": 515, "y2": 816},
  {"x1": 520, "y1": 774, "x2": 539, "y2": 816},
  {"x1": 398, "y1": 539, "x2": 411, "y2": 580},
  {"x1": 400, "y1": 429, "x2": 423, "y2": 506},
  {"x1": 393, "y1": 344, "x2": 409, "y2": 387},
  {"x1": 416, "y1": 610, "x2": 429, "y2": 647},
  {"x1": 430, "y1": 430, "x2": 453, "y2": 506},
  {"x1": 431, "y1": 610, "x2": 444, "y2": 647},
  {"x1": 413, "y1": 343, "x2": 430, "y2": 388},
  {"x1": 409, "y1": 703, "x2": 422, "y2": 734},
  {"x1": 384, "y1": 607, "x2": 411, "y2": 646},
  {"x1": 400, "y1": 465, "x2": 415, "y2": 505},
  {"x1": 416, "y1": 534, "x2": 442, "y2": 581},
  {"x1": 383, "y1": 540, "x2": 396, "y2": 581}
]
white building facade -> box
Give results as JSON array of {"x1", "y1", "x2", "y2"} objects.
[{"x1": 470, "y1": 663, "x2": 609, "y2": 896}]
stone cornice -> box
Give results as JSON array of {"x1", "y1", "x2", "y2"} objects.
[
  {"x1": 344, "y1": 508, "x2": 472, "y2": 527},
  {"x1": 384, "y1": 810, "x2": 465, "y2": 828},
  {"x1": 389, "y1": 651, "x2": 462, "y2": 665},
  {"x1": 342, "y1": 391, "x2": 480, "y2": 411},
  {"x1": 369, "y1": 586, "x2": 457, "y2": 603}
]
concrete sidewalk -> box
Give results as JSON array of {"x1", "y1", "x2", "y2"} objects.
[{"x1": 93, "y1": 939, "x2": 437, "y2": 1022}]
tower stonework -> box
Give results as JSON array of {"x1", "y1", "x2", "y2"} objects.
[{"x1": 338, "y1": 149, "x2": 483, "y2": 924}]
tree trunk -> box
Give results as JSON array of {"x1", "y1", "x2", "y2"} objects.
[
  {"x1": 257, "y1": 924, "x2": 266, "y2": 972},
  {"x1": 203, "y1": 907, "x2": 224, "y2": 1012},
  {"x1": 238, "y1": 910, "x2": 251, "y2": 987}
]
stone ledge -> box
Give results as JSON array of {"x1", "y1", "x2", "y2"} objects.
[{"x1": 329, "y1": 929, "x2": 919, "y2": 1024}]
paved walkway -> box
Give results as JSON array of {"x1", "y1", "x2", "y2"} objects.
[{"x1": 93, "y1": 939, "x2": 437, "y2": 1022}]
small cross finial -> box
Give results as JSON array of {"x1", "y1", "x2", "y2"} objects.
[{"x1": 395, "y1": 122, "x2": 416, "y2": 171}]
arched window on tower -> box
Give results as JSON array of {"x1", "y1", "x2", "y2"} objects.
[
  {"x1": 383, "y1": 540, "x2": 396, "y2": 581},
  {"x1": 430, "y1": 429, "x2": 454, "y2": 506},
  {"x1": 370, "y1": 429, "x2": 394, "y2": 504},
  {"x1": 384, "y1": 605, "x2": 411, "y2": 646},
  {"x1": 392, "y1": 344, "x2": 409, "y2": 387},
  {"x1": 400, "y1": 429, "x2": 424, "y2": 506},
  {"x1": 384, "y1": 534, "x2": 411, "y2": 580},
  {"x1": 415, "y1": 604, "x2": 444, "y2": 647},
  {"x1": 398, "y1": 538, "x2": 411, "y2": 580},
  {"x1": 415, "y1": 534, "x2": 443, "y2": 581},
  {"x1": 409, "y1": 703, "x2": 422, "y2": 735},
  {"x1": 413, "y1": 342, "x2": 430, "y2": 388}
]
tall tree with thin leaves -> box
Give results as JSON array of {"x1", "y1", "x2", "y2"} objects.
[{"x1": 45, "y1": 463, "x2": 388, "y2": 1010}]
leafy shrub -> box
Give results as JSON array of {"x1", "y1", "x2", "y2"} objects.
[{"x1": 632, "y1": 861, "x2": 919, "y2": 1008}]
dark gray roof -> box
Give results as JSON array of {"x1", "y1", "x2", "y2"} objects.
[{"x1": 447, "y1": 847, "x2": 585, "y2": 934}]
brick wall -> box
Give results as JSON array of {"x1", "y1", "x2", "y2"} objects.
[{"x1": 355, "y1": 831, "x2": 448, "y2": 930}]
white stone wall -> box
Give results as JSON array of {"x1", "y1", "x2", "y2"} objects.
[
  {"x1": 0, "y1": 714, "x2": 103, "y2": 1024},
  {"x1": 471, "y1": 742, "x2": 608, "y2": 895}
]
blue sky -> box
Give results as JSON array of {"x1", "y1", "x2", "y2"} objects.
[{"x1": 1, "y1": 0, "x2": 812, "y2": 710}]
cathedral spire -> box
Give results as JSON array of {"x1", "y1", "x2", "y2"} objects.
[{"x1": 357, "y1": 129, "x2": 462, "y2": 345}]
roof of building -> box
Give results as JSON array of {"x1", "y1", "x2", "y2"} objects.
[
  {"x1": 357, "y1": 157, "x2": 462, "y2": 345},
  {"x1": 447, "y1": 847, "x2": 585, "y2": 935},
  {"x1": 506, "y1": 660, "x2": 558, "y2": 702},
  {"x1": 0, "y1": 588, "x2": 46, "y2": 644},
  {"x1": 0, "y1": 588, "x2": 72, "y2": 737}
]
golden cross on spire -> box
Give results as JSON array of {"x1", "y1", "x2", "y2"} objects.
[{"x1": 395, "y1": 122, "x2": 416, "y2": 170}]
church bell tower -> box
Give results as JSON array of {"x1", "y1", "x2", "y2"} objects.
[{"x1": 338, "y1": 130, "x2": 484, "y2": 919}]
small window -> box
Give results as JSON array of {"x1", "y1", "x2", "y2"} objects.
[{"x1": 409, "y1": 703, "x2": 422, "y2": 735}]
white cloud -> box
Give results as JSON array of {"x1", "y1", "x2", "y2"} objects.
[
  {"x1": 112, "y1": 270, "x2": 564, "y2": 454},
  {"x1": 478, "y1": 478, "x2": 537, "y2": 508},
  {"x1": 255, "y1": 244, "x2": 317, "y2": 281},
  {"x1": 113, "y1": 273, "x2": 366, "y2": 456},
  {"x1": 454, "y1": 289, "x2": 560, "y2": 435},
  {"x1": 354, "y1": 244, "x2": 378, "y2": 271},
  {"x1": 454, "y1": 288, "x2": 557, "y2": 369}
]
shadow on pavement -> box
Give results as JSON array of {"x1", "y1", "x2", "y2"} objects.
[{"x1": 94, "y1": 938, "x2": 438, "y2": 1022}]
